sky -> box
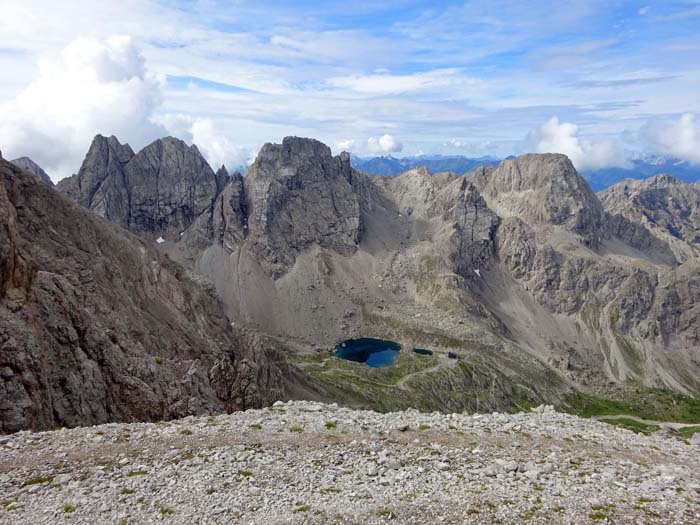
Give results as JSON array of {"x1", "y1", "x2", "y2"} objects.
[{"x1": 1, "y1": 1, "x2": 699, "y2": 181}]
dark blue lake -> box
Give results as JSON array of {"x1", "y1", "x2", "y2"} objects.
[{"x1": 335, "y1": 338, "x2": 401, "y2": 368}]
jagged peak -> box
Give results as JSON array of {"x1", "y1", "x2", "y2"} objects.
[
  {"x1": 85, "y1": 134, "x2": 134, "y2": 164},
  {"x1": 217, "y1": 164, "x2": 229, "y2": 178}
]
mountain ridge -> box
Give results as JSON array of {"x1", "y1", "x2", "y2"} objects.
[
  {"x1": 6, "y1": 134, "x2": 700, "y2": 431},
  {"x1": 352, "y1": 153, "x2": 700, "y2": 191}
]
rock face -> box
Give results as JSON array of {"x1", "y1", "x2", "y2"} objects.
[
  {"x1": 10, "y1": 157, "x2": 53, "y2": 186},
  {"x1": 56, "y1": 135, "x2": 226, "y2": 239},
  {"x1": 0, "y1": 158, "x2": 284, "y2": 433},
  {"x1": 600, "y1": 174, "x2": 700, "y2": 261},
  {"x1": 468, "y1": 154, "x2": 605, "y2": 247},
  {"x1": 244, "y1": 137, "x2": 360, "y2": 277}
]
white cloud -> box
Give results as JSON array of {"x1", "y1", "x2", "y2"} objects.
[
  {"x1": 447, "y1": 138, "x2": 466, "y2": 148},
  {"x1": 367, "y1": 134, "x2": 403, "y2": 155},
  {"x1": 0, "y1": 35, "x2": 164, "y2": 181},
  {"x1": 190, "y1": 118, "x2": 249, "y2": 172},
  {"x1": 336, "y1": 139, "x2": 355, "y2": 151},
  {"x1": 527, "y1": 117, "x2": 628, "y2": 170},
  {"x1": 650, "y1": 113, "x2": 700, "y2": 164}
]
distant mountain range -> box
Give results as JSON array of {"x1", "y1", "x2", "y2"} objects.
[
  {"x1": 351, "y1": 154, "x2": 502, "y2": 178},
  {"x1": 351, "y1": 154, "x2": 700, "y2": 191}
]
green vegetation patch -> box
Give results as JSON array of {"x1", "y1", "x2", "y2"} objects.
[
  {"x1": 21, "y1": 476, "x2": 54, "y2": 488},
  {"x1": 566, "y1": 389, "x2": 700, "y2": 424},
  {"x1": 600, "y1": 417, "x2": 659, "y2": 435},
  {"x1": 679, "y1": 425, "x2": 700, "y2": 439}
]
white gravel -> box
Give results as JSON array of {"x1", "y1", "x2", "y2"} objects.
[{"x1": 1, "y1": 401, "x2": 699, "y2": 524}]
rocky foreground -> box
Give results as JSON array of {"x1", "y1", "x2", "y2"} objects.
[{"x1": 1, "y1": 402, "x2": 699, "y2": 524}]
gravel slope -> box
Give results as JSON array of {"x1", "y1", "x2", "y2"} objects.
[{"x1": 1, "y1": 401, "x2": 699, "y2": 524}]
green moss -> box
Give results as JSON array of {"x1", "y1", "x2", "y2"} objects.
[
  {"x1": 589, "y1": 511, "x2": 611, "y2": 521},
  {"x1": 324, "y1": 421, "x2": 337, "y2": 430},
  {"x1": 179, "y1": 429, "x2": 193, "y2": 436},
  {"x1": 418, "y1": 424, "x2": 430, "y2": 430},
  {"x1": 119, "y1": 488, "x2": 134, "y2": 495},
  {"x1": 159, "y1": 507, "x2": 175, "y2": 515},
  {"x1": 118, "y1": 520, "x2": 128, "y2": 525},
  {"x1": 249, "y1": 424, "x2": 262, "y2": 430},
  {"x1": 293, "y1": 505, "x2": 311, "y2": 513},
  {"x1": 290, "y1": 426, "x2": 304, "y2": 433},
  {"x1": 62, "y1": 504, "x2": 75, "y2": 513},
  {"x1": 126, "y1": 470, "x2": 147, "y2": 477},
  {"x1": 21, "y1": 476, "x2": 53, "y2": 488},
  {"x1": 236, "y1": 470, "x2": 253, "y2": 477}
]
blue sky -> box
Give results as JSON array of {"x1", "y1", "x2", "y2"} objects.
[{"x1": 1, "y1": 0, "x2": 699, "y2": 179}]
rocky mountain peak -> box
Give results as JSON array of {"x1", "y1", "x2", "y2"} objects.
[
  {"x1": 600, "y1": 173, "x2": 700, "y2": 260},
  {"x1": 243, "y1": 136, "x2": 359, "y2": 277},
  {"x1": 10, "y1": 157, "x2": 54, "y2": 186},
  {"x1": 57, "y1": 135, "x2": 225, "y2": 238},
  {"x1": 467, "y1": 153, "x2": 605, "y2": 247},
  {"x1": 216, "y1": 164, "x2": 229, "y2": 179}
]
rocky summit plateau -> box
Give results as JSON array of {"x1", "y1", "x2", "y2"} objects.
[
  {"x1": 0, "y1": 401, "x2": 699, "y2": 524},
  {"x1": 1, "y1": 134, "x2": 700, "y2": 523}
]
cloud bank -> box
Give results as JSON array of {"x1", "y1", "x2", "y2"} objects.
[
  {"x1": 650, "y1": 113, "x2": 700, "y2": 164},
  {"x1": 528, "y1": 117, "x2": 628, "y2": 171},
  {"x1": 0, "y1": 36, "x2": 164, "y2": 180}
]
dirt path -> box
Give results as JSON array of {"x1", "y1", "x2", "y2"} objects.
[{"x1": 394, "y1": 357, "x2": 454, "y2": 388}]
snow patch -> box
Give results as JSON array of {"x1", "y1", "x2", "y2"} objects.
[
  {"x1": 474, "y1": 269, "x2": 481, "y2": 278},
  {"x1": 156, "y1": 237, "x2": 165, "y2": 244}
]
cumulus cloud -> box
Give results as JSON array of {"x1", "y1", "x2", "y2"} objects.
[
  {"x1": 367, "y1": 134, "x2": 403, "y2": 155},
  {"x1": 649, "y1": 113, "x2": 700, "y2": 164},
  {"x1": 0, "y1": 35, "x2": 164, "y2": 181},
  {"x1": 190, "y1": 118, "x2": 249, "y2": 172},
  {"x1": 527, "y1": 117, "x2": 628, "y2": 170}
]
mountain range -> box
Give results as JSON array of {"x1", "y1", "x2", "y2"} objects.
[
  {"x1": 2, "y1": 136, "x2": 700, "y2": 432},
  {"x1": 352, "y1": 154, "x2": 700, "y2": 191}
]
